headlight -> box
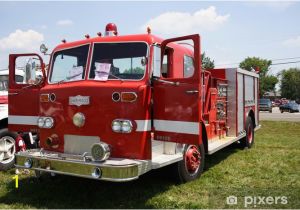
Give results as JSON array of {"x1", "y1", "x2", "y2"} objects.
[
  {"x1": 91, "y1": 143, "x2": 110, "y2": 162},
  {"x1": 44, "y1": 118, "x2": 54, "y2": 128},
  {"x1": 37, "y1": 117, "x2": 54, "y2": 128},
  {"x1": 112, "y1": 121, "x2": 121, "y2": 132},
  {"x1": 111, "y1": 119, "x2": 133, "y2": 133},
  {"x1": 73, "y1": 112, "x2": 85, "y2": 128},
  {"x1": 121, "y1": 121, "x2": 132, "y2": 133}
]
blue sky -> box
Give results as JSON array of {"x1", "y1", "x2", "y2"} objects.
[{"x1": 0, "y1": 1, "x2": 299, "y2": 76}]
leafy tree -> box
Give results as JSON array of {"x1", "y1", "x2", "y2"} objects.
[
  {"x1": 123, "y1": 67, "x2": 144, "y2": 74},
  {"x1": 201, "y1": 52, "x2": 215, "y2": 69},
  {"x1": 279, "y1": 68, "x2": 300, "y2": 100},
  {"x1": 239, "y1": 57, "x2": 277, "y2": 96}
]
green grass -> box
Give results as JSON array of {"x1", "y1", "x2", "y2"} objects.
[{"x1": 0, "y1": 121, "x2": 299, "y2": 209}]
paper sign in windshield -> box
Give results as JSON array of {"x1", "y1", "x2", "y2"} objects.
[
  {"x1": 95, "y1": 62, "x2": 111, "y2": 81},
  {"x1": 68, "y1": 66, "x2": 83, "y2": 81}
]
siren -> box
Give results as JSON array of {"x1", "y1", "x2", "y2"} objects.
[{"x1": 105, "y1": 23, "x2": 118, "y2": 36}]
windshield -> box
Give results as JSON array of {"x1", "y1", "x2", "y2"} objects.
[
  {"x1": 89, "y1": 42, "x2": 148, "y2": 81},
  {"x1": 259, "y1": 99, "x2": 270, "y2": 104},
  {"x1": 50, "y1": 45, "x2": 90, "y2": 83}
]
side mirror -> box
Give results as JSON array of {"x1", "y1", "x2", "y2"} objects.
[
  {"x1": 152, "y1": 45, "x2": 161, "y2": 78},
  {"x1": 40, "y1": 44, "x2": 48, "y2": 55}
]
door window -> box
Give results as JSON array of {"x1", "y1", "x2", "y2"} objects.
[
  {"x1": 184, "y1": 55, "x2": 195, "y2": 78},
  {"x1": 15, "y1": 56, "x2": 42, "y2": 84}
]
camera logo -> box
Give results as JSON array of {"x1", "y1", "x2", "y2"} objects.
[{"x1": 226, "y1": 196, "x2": 238, "y2": 205}]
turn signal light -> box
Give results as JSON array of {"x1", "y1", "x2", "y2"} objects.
[
  {"x1": 40, "y1": 94, "x2": 49, "y2": 102},
  {"x1": 121, "y1": 92, "x2": 137, "y2": 102}
]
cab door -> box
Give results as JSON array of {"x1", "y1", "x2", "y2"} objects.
[
  {"x1": 152, "y1": 34, "x2": 202, "y2": 145},
  {"x1": 8, "y1": 54, "x2": 45, "y2": 132}
]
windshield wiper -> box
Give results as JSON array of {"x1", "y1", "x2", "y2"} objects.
[{"x1": 108, "y1": 73, "x2": 124, "y2": 82}]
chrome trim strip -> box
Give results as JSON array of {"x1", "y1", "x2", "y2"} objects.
[
  {"x1": 154, "y1": 120, "x2": 199, "y2": 135},
  {"x1": 8, "y1": 115, "x2": 38, "y2": 125},
  {"x1": 135, "y1": 120, "x2": 151, "y2": 132}
]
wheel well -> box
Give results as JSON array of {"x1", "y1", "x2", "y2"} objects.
[
  {"x1": 201, "y1": 122, "x2": 208, "y2": 154},
  {"x1": 0, "y1": 118, "x2": 8, "y2": 130},
  {"x1": 248, "y1": 110, "x2": 256, "y2": 129}
]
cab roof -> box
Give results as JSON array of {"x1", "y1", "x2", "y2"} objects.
[{"x1": 52, "y1": 33, "x2": 194, "y2": 56}]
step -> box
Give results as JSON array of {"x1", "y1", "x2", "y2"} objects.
[
  {"x1": 151, "y1": 153, "x2": 183, "y2": 169},
  {"x1": 208, "y1": 134, "x2": 246, "y2": 155}
]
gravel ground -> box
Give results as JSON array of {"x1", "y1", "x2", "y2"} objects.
[{"x1": 259, "y1": 107, "x2": 300, "y2": 122}]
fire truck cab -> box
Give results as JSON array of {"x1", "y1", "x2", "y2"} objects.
[{"x1": 9, "y1": 24, "x2": 259, "y2": 182}]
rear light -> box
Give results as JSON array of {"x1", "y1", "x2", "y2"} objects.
[
  {"x1": 111, "y1": 119, "x2": 133, "y2": 133},
  {"x1": 121, "y1": 92, "x2": 137, "y2": 102},
  {"x1": 37, "y1": 117, "x2": 54, "y2": 128}
]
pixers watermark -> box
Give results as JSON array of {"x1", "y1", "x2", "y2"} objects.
[{"x1": 226, "y1": 195, "x2": 288, "y2": 207}]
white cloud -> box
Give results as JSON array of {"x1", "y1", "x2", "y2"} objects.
[
  {"x1": 283, "y1": 36, "x2": 300, "y2": 48},
  {"x1": 56, "y1": 19, "x2": 73, "y2": 26},
  {"x1": 141, "y1": 6, "x2": 230, "y2": 36},
  {"x1": 0, "y1": 29, "x2": 44, "y2": 51}
]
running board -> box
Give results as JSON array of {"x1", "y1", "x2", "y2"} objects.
[
  {"x1": 208, "y1": 134, "x2": 246, "y2": 155},
  {"x1": 151, "y1": 153, "x2": 183, "y2": 169}
]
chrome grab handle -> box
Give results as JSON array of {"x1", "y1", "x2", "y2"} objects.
[{"x1": 186, "y1": 90, "x2": 199, "y2": 94}]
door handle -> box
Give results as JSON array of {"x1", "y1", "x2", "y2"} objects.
[{"x1": 186, "y1": 90, "x2": 199, "y2": 94}]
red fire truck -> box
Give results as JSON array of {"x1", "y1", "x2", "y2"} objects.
[{"x1": 9, "y1": 23, "x2": 260, "y2": 182}]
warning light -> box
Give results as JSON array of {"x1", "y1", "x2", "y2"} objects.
[{"x1": 105, "y1": 23, "x2": 118, "y2": 36}]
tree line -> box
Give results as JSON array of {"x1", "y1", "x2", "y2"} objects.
[{"x1": 202, "y1": 54, "x2": 300, "y2": 101}]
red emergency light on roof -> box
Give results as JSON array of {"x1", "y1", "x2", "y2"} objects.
[{"x1": 105, "y1": 23, "x2": 118, "y2": 36}]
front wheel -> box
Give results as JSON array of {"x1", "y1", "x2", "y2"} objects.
[
  {"x1": 172, "y1": 144, "x2": 205, "y2": 183},
  {"x1": 0, "y1": 128, "x2": 18, "y2": 171}
]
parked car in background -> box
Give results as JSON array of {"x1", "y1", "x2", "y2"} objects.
[
  {"x1": 274, "y1": 99, "x2": 281, "y2": 107},
  {"x1": 279, "y1": 102, "x2": 300, "y2": 113},
  {"x1": 259, "y1": 98, "x2": 272, "y2": 113}
]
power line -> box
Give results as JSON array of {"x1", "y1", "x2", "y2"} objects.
[
  {"x1": 271, "y1": 60, "x2": 300, "y2": 66},
  {"x1": 215, "y1": 56, "x2": 300, "y2": 67}
]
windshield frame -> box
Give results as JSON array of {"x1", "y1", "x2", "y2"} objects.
[
  {"x1": 88, "y1": 41, "x2": 149, "y2": 82},
  {"x1": 48, "y1": 43, "x2": 91, "y2": 84}
]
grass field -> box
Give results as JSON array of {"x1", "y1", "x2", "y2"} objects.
[{"x1": 0, "y1": 121, "x2": 299, "y2": 209}]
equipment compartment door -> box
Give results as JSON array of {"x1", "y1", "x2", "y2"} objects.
[
  {"x1": 8, "y1": 54, "x2": 45, "y2": 132},
  {"x1": 152, "y1": 34, "x2": 202, "y2": 145}
]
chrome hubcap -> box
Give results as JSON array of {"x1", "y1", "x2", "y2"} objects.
[{"x1": 0, "y1": 136, "x2": 15, "y2": 164}]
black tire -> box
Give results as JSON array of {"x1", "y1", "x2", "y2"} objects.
[
  {"x1": 281, "y1": 109, "x2": 284, "y2": 113},
  {"x1": 172, "y1": 144, "x2": 205, "y2": 183},
  {"x1": 0, "y1": 128, "x2": 18, "y2": 171},
  {"x1": 241, "y1": 117, "x2": 254, "y2": 149},
  {"x1": 269, "y1": 109, "x2": 272, "y2": 113}
]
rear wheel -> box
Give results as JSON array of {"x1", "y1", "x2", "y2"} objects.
[
  {"x1": 172, "y1": 144, "x2": 205, "y2": 183},
  {"x1": 241, "y1": 117, "x2": 254, "y2": 149},
  {"x1": 0, "y1": 128, "x2": 18, "y2": 171}
]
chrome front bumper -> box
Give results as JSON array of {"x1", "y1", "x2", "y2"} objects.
[{"x1": 15, "y1": 149, "x2": 151, "y2": 182}]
